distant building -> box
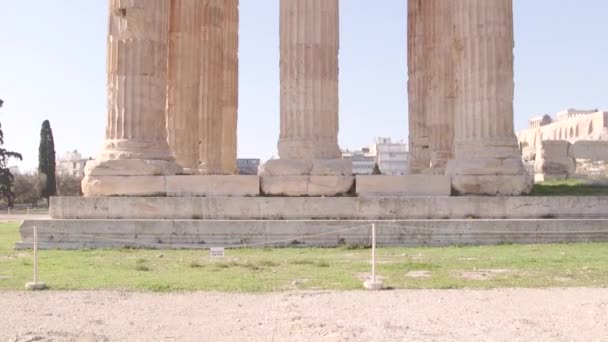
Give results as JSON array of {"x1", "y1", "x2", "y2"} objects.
[
  {"x1": 237, "y1": 158, "x2": 260, "y2": 175},
  {"x1": 56, "y1": 150, "x2": 89, "y2": 178},
  {"x1": 342, "y1": 147, "x2": 376, "y2": 175},
  {"x1": 372, "y1": 137, "x2": 409, "y2": 175},
  {"x1": 518, "y1": 109, "x2": 608, "y2": 145},
  {"x1": 517, "y1": 108, "x2": 608, "y2": 161},
  {"x1": 342, "y1": 137, "x2": 409, "y2": 175},
  {"x1": 556, "y1": 108, "x2": 598, "y2": 122},
  {"x1": 529, "y1": 114, "x2": 553, "y2": 129}
]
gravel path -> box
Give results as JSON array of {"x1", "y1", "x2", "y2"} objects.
[{"x1": 1, "y1": 288, "x2": 607, "y2": 341}]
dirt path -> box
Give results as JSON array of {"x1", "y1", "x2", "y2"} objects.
[{"x1": 1, "y1": 288, "x2": 607, "y2": 341}]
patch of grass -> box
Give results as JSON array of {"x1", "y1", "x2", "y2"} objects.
[
  {"x1": 189, "y1": 261, "x2": 204, "y2": 268},
  {"x1": 340, "y1": 243, "x2": 371, "y2": 250},
  {"x1": 1, "y1": 222, "x2": 608, "y2": 292},
  {"x1": 531, "y1": 179, "x2": 608, "y2": 196},
  {"x1": 135, "y1": 264, "x2": 150, "y2": 272}
]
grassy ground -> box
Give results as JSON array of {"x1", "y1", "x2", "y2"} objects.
[
  {"x1": 1, "y1": 222, "x2": 607, "y2": 292},
  {"x1": 531, "y1": 179, "x2": 608, "y2": 196}
]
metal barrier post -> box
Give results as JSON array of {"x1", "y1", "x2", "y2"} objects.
[
  {"x1": 26, "y1": 226, "x2": 47, "y2": 290},
  {"x1": 363, "y1": 223, "x2": 383, "y2": 290}
]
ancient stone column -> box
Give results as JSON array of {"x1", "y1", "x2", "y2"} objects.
[
  {"x1": 197, "y1": 0, "x2": 226, "y2": 174},
  {"x1": 166, "y1": 0, "x2": 229, "y2": 174},
  {"x1": 220, "y1": 0, "x2": 239, "y2": 174},
  {"x1": 446, "y1": 0, "x2": 532, "y2": 195},
  {"x1": 82, "y1": 0, "x2": 181, "y2": 196},
  {"x1": 167, "y1": 0, "x2": 201, "y2": 172},
  {"x1": 424, "y1": 0, "x2": 455, "y2": 174},
  {"x1": 264, "y1": 0, "x2": 350, "y2": 175},
  {"x1": 278, "y1": 0, "x2": 340, "y2": 161},
  {"x1": 407, "y1": 0, "x2": 430, "y2": 174}
]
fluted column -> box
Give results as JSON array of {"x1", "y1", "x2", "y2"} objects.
[
  {"x1": 446, "y1": 0, "x2": 531, "y2": 195},
  {"x1": 167, "y1": 0, "x2": 201, "y2": 171},
  {"x1": 424, "y1": 0, "x2": 455, "y2": 174},
  {"x1": 260, "y1": 0, "x2": 351, "y2": 196},
  {"x1": 166, "y1": 0, "x2": 227, "y2": 174},
  {"x1": 407, "y1": 0, "x2": 430, "y2": 174},
  {"x1": 198, "y1": 0, "x2": 226, "y2": 174},
  {"x1": 220, "y1": 0, "x2": 239, "y2": 174},
  {"x1": 278, "y1": 0, "x2": 341, "y2": 161},
  {"x1": 83, "y1": 0, "x2": 181, "y2": 196}
]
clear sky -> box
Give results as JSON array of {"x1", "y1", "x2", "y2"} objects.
[{"x1": 1, "y1": 1, "x2": 607, "y2": 171}]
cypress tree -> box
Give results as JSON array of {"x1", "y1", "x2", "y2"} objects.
[
  {"x1": 38, "y1": 120, "x2": 57, "y2": 201},
  {"x1": 0, "y1": 99, "x2": 23, "y2": 208},
  {"x1": 372, "y1": 163, "x2": 382, "y2": 175}
]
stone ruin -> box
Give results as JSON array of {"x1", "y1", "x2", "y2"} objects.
[
  {"x1": 19, "y1": 0, "x2": 608, "y2": 249},
  {"x1": 81, "y1": 0, "x2": 532, "y2": 198}
]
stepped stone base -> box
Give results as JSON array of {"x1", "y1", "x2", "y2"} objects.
[
  {"x1": 356, "y1": 175, "x2": 451, "y2": 196},
  {"x1": 50, "y1": 196, "x2": 608, "y2": 220},
  {"x1": 17, "y1": 219, "x2": 608, "y2": 249}
]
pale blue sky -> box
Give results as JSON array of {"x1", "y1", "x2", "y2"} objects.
[{"x1": 1, "y1": 1, "x2": 606, "y2": 171}]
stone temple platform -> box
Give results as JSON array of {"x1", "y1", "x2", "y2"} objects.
[{"x1": 16, "y1": 196, "x2": 608, "y2": 249}]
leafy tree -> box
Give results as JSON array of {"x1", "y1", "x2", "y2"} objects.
[
  {"x1": 372, "y1": 163, "x2": 382, "y2": 175},
  {"x1": 0, "y1": 99, "x2": 23, "y2": 208},
  {"x1": 57, "y1": 174, "x2": 82, "y2": 196},
  {"x1": 13, "y1": 173, "x2": 43, "y2": 206},
  {"x1": 38, "y1": 120, "x2": 57, "y2": 202}
]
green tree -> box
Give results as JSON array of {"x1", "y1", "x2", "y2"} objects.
[
  {"x1": 372, "y1": 163, "x2": 382, "y2": 175},
  {"x1": 13, "y1": 173, "x2": 43, "y2": 206},
  {"x1": 38, "y1": 120, "x2": 57, "y2": 202},
  {"x1": 0, "y1": 99, "x2": 23, "y2": 208},
  {"x1": 57, "y1": 174, "x2": 82, "y2": 196}
]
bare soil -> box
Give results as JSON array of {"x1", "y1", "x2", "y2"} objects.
[{"x1": 1, "y1": 288, "x2": 607, "y2": 341}]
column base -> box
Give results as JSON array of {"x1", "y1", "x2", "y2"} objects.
[
  {"x1": 82, "y1": 175, "x2": 261, "y2": 197},
  {"x1": 83, "y1": 159, "x2": 182, "y2": 197},
  {"x1": 84, "y1": 159, "x2": 182, "y2": 177},
  {"x1": 447, "y1": 144, "x2": 533, "y2": 195},
  {"x1": 450, "y1": 174, "x2": 532, "y2": 196},
  {"x1": 261, "y1": 159, "x2": 352, "y2": 176},
  {"x1": 260, "y1": 175, "x2": 355, "y2": 197},
  {"x1": 259, "y1": 158, "x2": 353, "y2": 196},
  {"x1": 82, "y1": 175, "x2": 167, "y2": 197}
]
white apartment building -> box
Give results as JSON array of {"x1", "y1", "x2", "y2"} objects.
[{"x1": 56, "y1": 150, "x2": 89, "y2": 178}]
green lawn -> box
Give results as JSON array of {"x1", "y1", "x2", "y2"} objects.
[
  {"x1": 531, "y1": 179, "x2": 608, "y2": 196},
  {"x1": 1, "y1": 222, "x2": 607, "y2": 292}
]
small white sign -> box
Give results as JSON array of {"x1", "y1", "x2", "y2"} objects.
[{"x1": 210, "y1": 247, "x2": 225, "y2": 258}]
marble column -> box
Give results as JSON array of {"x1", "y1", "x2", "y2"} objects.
[
  {"x1": 82, "y1": 0, "x2": 181, "y2": 196},
  {"x1": 167, "y1": 0, "x2": 201, "y2": 172},
  {"x1": 407, "y1": 0, "x2": 430, "y2": 174},
  {"x1": 424, "y1": 0, "x2": 455, "y2": 174},
  {"x1": 263, "y1": 0, "x2": 351, "y2": 177},
  {"x1": 197, "y1": 0, "x2": 226, "y2": 174},
  {"x1": 220, "y1": 0, "x2": 239, "y2": 174},
  {"x1": 446, "y1": 0, "x2": 532, "y2": 195},
  {"x1": 166, "y1": 0, "x2": 228, "y2": 174}
]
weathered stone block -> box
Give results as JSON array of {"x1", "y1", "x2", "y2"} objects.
[
  {"x1": 17, "y1": 218, "x2": 608, "y2": 249},
  {"x1": 451, "y1": 174, "x2": 533, "y2": 196},
  {"x1": 50, "y1": 196, "x2": 608, "y2": 220},
  {"x1": 165, "y1": 175, "x2": 260, "y2": 197},
  {"x1": 260, "y1": 176, "x2": 354, "y2": 196},
  {"x1": 355, "y1": 175, "x2": 451, "y2": 196},
  {"x1": 82, "y1": 176, "x2": 166, "y2": 197},
  {"x1": 569, "y1": 141, "x2": 608, "y2": 160},
  {"x1": 534, "y1": 140, "x2": 576, "y2": 175},
  {"x1": 85, "y1": 159, "x2": 182, "y2": 177}
]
